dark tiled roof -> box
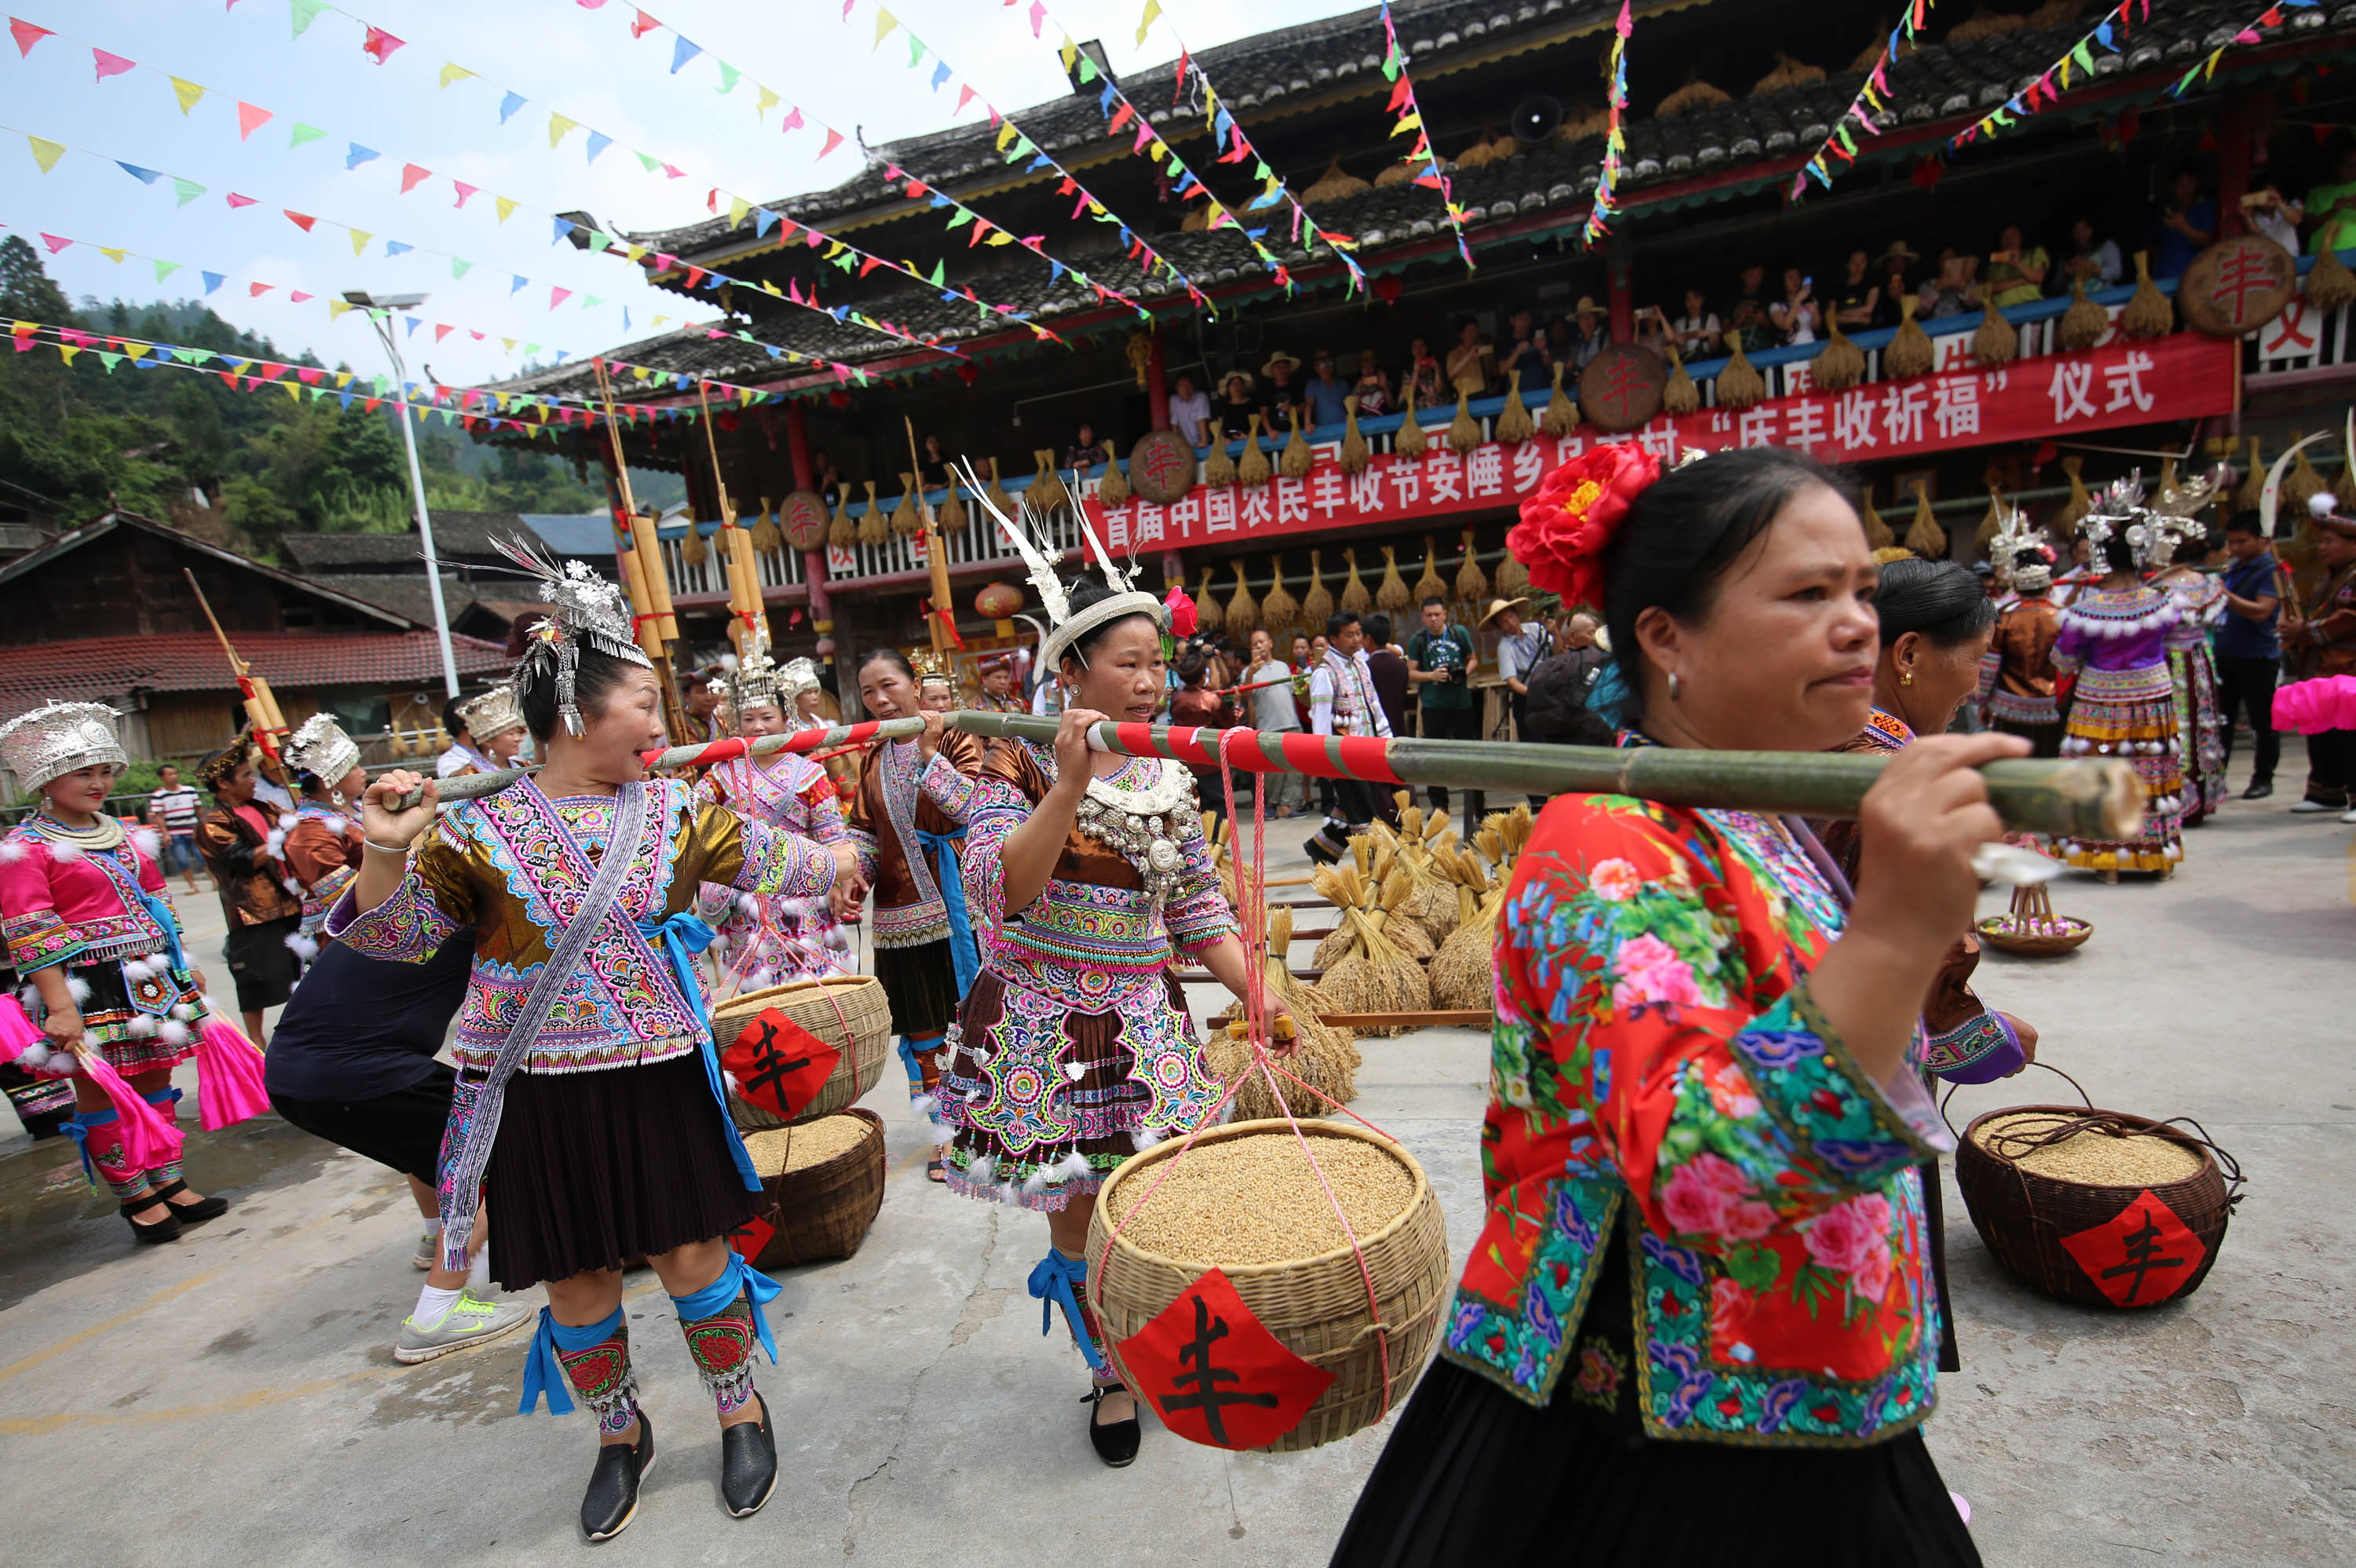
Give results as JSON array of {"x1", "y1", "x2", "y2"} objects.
[
  {"x1": 279, "y1": 515, "x2": 611, "y2": 572},
  {"x1": 0, "y1": 632, "x2": 512, "y2": 712},
  {"x1": 501, "y1": 0, "x2": 2356, "y2": 400},
  {"x1": 302, "y1": 572, "x2": 482, "y2": 628}
]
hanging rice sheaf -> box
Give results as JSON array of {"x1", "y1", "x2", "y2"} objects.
[
  {"x1": 1905, "y1": 482, "x2": 1947, "y2": 559},
  {"x1": 1973, "y1": 303, "x2": 2019, "y2": 367},
  {"x1": 1339, "y1": 397, "x2": 1371, "y2": 474},
  {"x1": 1449, "y1": 389, "x2": 1482, "y2": 454},
  {"x1": 2120, "y1": 252, "x2": 2174, "y2": 339},
  {"x1": 1454, "y1": 528, "x2": 1489, "y2": 607},
  {"x1": 1494, "y1": 371, "x2": 1535, "y2": 444},
  {"x1": 681, "y1": 519, "x2": 708, "y2": 565},
  {"x1": 1394, "y1": 385, "x2": 1429, "y2": 459},
  {"x1": 748, "y1": 503, "x2": 782, "y2": 554},
  {"x1": 1750, "y1": 51, "x2": 1825, "y2": 95},
  {"x1": 1202, "y1": 419, "x2": 1238, "y2": 487},
  {"x1": 1885, "y1": 295, "x2": 1936, "y2": 378},
  {"x1": 1540, "y1": 361, "x2": 1579, "y2": 435},
  {"x1": 1302, "y1": 550, "x2": 1336, "y2": 629},
  {"x1": 1656, "y1": 72, "x2": 1731, "y2": 116},
  {"x1": 984, "y1": 456, "x2": 1015, "y2": 526},
  {"x1": 1815, "y1": 315, "x2": 1867, "y2": 392},
  {"x1": 856, "y1": 481, "x2": 889, "y2": 547},
  {"x1": 1662, "y1": 345, "x2": 1700, "y2": 415},
  {"x1": 1715, "y1": 331, "x2": 1765, "y2": 410},
  {"x1": 1196, "y1": 565, "x2": 1224, "y2": 634},
  {"x1": 1303, "y1": 155, "x2": 1371, "y2": 205},
  {"x1": 1412, "y1": 538, "x2": 1447, "y2": 606},
  {"x1": 1096, "y1": 437, "x2": 1131, "y2": 508},
  {"x1": 1279, "y1": 418, "x2": 1315, "y2": 481},
  {"x1": 1227, "y1": 562, "x2": 1261, "y2": 636},
  {"x1": 829, "y1": 484, "x2": 857, "y2": 548},
  {"x1": 1030, "y1": 451, "x2": 1072, "y2": 513},
  {"x1": 2307, "y1": 241, "x2": 2356, "y2": 315},
  {"x1": 1860, "y1": 483, "x2": 1895, "y2": 550},
  {"x1": 1339, "y1": 548, "x2": 1373, "y2": 616},
  {"x1": 1374, "y1": 546, "x2": 1411, "y2": 613},
  {"x1": 890, "y1": 474, "x2": 924, "y2": 537},
  {"x1": 1238, "y1": 414, "x2": 1274, "y2": 487},
  {"x1": 2058, "y1": 278, "x2": 2111, "y2": 351},
  {"x1": 1261, "y1": 557, "x2": 1300, "y2": 633}
]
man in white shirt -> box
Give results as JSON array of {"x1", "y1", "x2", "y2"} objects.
[
  {"x1": 1485, "y1": 597, "x2": 1553, "y2": 739},
  {"x1": 1242, "y1": 628, "x2": 1306, "y2": 817},
  {"x1": 1304, "y1": 612, "x2": 1392, "y2": 864},
  {"x1": 435, "y1": 695, "x2": 492, "y2": 779},
  {"x1": 1167, "y1": 373, "x2": 1211, "y2": 448}
]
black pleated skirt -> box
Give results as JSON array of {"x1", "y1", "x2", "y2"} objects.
[
  {"x1": 481, "y1": 1052, "x2": 758, "y2": 1290},
  {"x1": 1330, "y1": 1231, "x2": 1981, "y2": 1568},
  {"x1": 874, "y1": 937, "x2": 960, "y2": 1039}
]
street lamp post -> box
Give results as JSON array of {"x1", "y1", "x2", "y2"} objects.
[{"x1": 345, "y1": 291, "x2": 459, "y2": 699}]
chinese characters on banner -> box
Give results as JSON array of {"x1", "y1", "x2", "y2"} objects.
[{"x1": 1084, "y1": 334, "x2": 2238, "y2": 550}]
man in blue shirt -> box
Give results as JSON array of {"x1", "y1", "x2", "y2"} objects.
[
  {"x1": 2153, "y1": 170, "x2": 2217, "y2": 279},
  {"x1": 2215, "y1": 512, "x2": 2285, "y2": 798},
  {"x1": 1302, "y1": 349, "x2": 1352, "y2": 429}
]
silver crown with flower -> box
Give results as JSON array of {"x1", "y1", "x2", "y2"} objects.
[
  {"x1": 956, "y1": 458, "x2": 1165, "y2": 670},
  {"x1": 2076, "y1": 470, "x2": 2206, "y2": 570},
  {"x1": 456, "y1": 682, "x2": 526, "y2": 744},
  {"x1": 493, "y1": 536, "x2": 652, "y2": 736},
  {"x1": 0, "y1": 700, "x2": 126, "y2": 792},
  {"x1": 1987, "y1": 501, "x2": 2053, "y2": 591},
  {"x1": 284, "y1": 712, "x2": 360, "y2": 787}
]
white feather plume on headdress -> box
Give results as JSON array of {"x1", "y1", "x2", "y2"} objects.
[{"x1": 955, "y1": 459, "x2": 1165, "y2": 671}]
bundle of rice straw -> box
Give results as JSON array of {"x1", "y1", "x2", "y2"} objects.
[
  {"x1": 856, "y1": 481, "x2": 889, "y2": 547},
  {"x1": 1905, "y1": 482, "x2": 1947, "y2": 559},
  {"x1": 984, "y1": 456, "x2": 1015, "y2": 525},
  {"x1": 1495, "y1": 545, "x2": 1529, "y2": 600},
  {"x1": 891, "y1": 473, "x2": 925, "y2": 536},
  {"x1": 1202, "y1": 419, "x2": 1238, "y2": 486},
  {"x1": 1096, "y1": 437, "x2": 1131, "y2": 507},
  {"x1": 1238, "y1": 414, "x2": 1274, "y2": 486},
  {"x1": 1656, "y1": 73, "x2": 1731, "y2": 116},
  {"x1": 1412, "y1": 539, "x2": 1448, "y2": 606},
  {"x1": 1555, "y1": 101, "x2": 1612, "y2": 144},
  {"x1": 1261, "y1": 557, "x2": 1300, "y2": 633},
  {"x1": 1226, "y1": 562, "x2": 1261, "y2": 636},
  {"x1": 1280, "y1": 418, "x2": 1315, "y2": 480},
  {"x1": 1494, "y1": 371, "x2": 1536, "y2": 444},
  {"x1": 1750, "y1": 51, "x2": 1826, "y2": 94},
  {"x1": 2058, "y1": 277, "x2": 2111, "y2": 352},
  {"x1": 1340, "y1": 397, "x2": 1371, "y2": 473},
  {"x1": 1453, "y1": 122, "x2": 1502, "y2": 170},
  {"x1": 1310, "y1": 857, "x2": 1433, "y2": 1034},
  {"x1": 1375, "y1": 546, "x2": 1412, "y2": 613},
  {"x1": 1030, "y1": 451, "x2": 1072, "y2": 513},
  {"x1": 1381, "y1": 805, "x2": 1464, "y2": 944},
  {"x1": 1340, "y1": 549, "x2": 1373, "y2": 615},
  {"x1": 2052, "y1": 455, "x2": 2095, "y2": 543},
  {"x1": 1205, "y1": 906, "x2": 1359, "y2": 1118},
  {"x1": 1374, "y1": 160, "x2": 1414, "y2": 188},
  {"x1": 1540, "y1": 362, "x2": 1579, "y2": 436},
  {"x1": 1429, "y1": 805, "x2": 1535, "y2": 1009},
  {"x1": 1303, "y1": 155, "x2": 1371, "y2": 206},
  {"x1": 1449, "y1": 389, "x2": 1483, "y2": 454},
  {"x1": 1861, "y1": 483, "x2": 1896, "y2": 550},
  {"x1": 1973, "y1": 305, "x2": 2019, "y2": 367},
  {"x1": 1394, "y1": 386, "x2": 1429, "y2": 459},
  {"x1": 1454, "y1": 528, "x2": 1489, "y2": 608},
  {"x1": 1195, "y1": 566, "x2": 1225, "y2": 634},
  {"x1": 1815, "y1": 315, "x2": 1867, "y2": 391},
  {"x1": 1974, "y1": 484, "x2": 2008, "y2": 557},
  {"x1": 2120, "y1": 252, "x2": 2173, "y2": 340},
  {"x1": 1885, "y1": 296, "x2": 1936, "y2": 378},
  {"x1": 748, "y1": 503, "x2": 783, "y2": 554},
  {"x1": 2027, "y1": 0, "x2": 2089, "y2": 28},
  {"x1": 2230, "y1": 440, "x2": 2263, "y2": 517},
  {"x1": 829, "y1": 485, "x2": 857, "y2": 548},
  {"x1": 2284, "y1": 440, "x2": 2328, "y2": 518},
  {"x1": 1715, "y1": 331, "x2": 1766, "y2": 410},
  {"x1": 1662, "y1": 345, "x2": 1700, "y2": 415},
  {"x1": 681, "y1": 521, "x2": 708, "y2": 565},
  {"x1": 2308, "y1": 240, "x2": 2356, "y2": 315},
  {"x1": 1302, "y1": 551, "x2": 1336, "y2": 628},
  {"x1": 939, "y1": 480, "x2": 970, "y2": 533}
]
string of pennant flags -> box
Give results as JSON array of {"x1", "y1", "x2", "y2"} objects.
[
  {"x1": 840, "y1": 0, "x2": 1207, "y2": 313},
  {"x1": 8, "y1": 13, "x2": 975, "y2": 363},
  {"x1": 1131, "y1": 0, "x2": 1366, "y2": 291},
  {"x1": 1582, "y1": 1, "x2": 1633, "y2": 243},
  {"x1": 230, "y1": 0, "x2": 1073, "y2": 342},
  {"x1": 1791, "y1": 0, "x2": 1934, "y2": 200},
  {"x1": 1375, "y1": 2, "x2": 1473, "y2": 272}
]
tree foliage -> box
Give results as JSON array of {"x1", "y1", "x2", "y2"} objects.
[{"x1": 0, "y1": 235, "x2": 605, "y2": 561}]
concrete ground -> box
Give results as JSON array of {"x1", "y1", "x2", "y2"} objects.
[{"x1": 0, "y1": 765, "x2": 2347, "y2": 1566}]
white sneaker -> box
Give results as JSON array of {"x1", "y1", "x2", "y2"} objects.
[
  {"x1": 2289, "y1": 799, "x2": 2339, "y2": 813},
  {"x1": 2341, "y1": 808, "x2": 2356, "y2": 824},
  {"x1": 395, "y1": 1289, "x2": 531, "y2": 1364},
  {"x1": 412, "y1": 1230, "x2": 438, "y2": 1270}
]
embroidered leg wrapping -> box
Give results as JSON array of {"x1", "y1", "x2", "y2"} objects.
[
  {"x1": 67, "y1": 1110, "x2": 151, "y2": 1199},
  {"x1": 1027, "y1": 1249, "x2": 1109, "y2": 1376},
  {"x1": 554, "y1": 1316, "x2": 641, "y2": 1437},
  {"x1": 676, "y1": 1292, "x2": 758, "y2": 1417},
  {"x1": 141, "y1": 1087, "x2": 185, "y2": 1186},
  {"x1": 897, "y1": 1031, "x2": 947, "y2": 1100}
]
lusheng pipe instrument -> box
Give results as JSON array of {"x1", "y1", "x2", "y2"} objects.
[
  {"x1": 946, "y1": 713, "x2": 2145, "y2": 842},
  {"x1": 389, "y1": 718, "x2": 927, "y2": 808},
  {"x1": 184, "y1": 568, "x2": 287, "y2": 762}
]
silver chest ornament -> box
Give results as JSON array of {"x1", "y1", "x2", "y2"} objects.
[{"x1": 1071, "y1": 756, "x2": 1199, "y2": 916}]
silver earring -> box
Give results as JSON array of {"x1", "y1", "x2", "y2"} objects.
[{"x1": 1668, "y1": 671, "x2": 1683, "y2": 701}]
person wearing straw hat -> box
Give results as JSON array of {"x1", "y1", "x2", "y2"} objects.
[
  {"x1": 1332, "y1": 444, "x2": 2003, "y2": 1566},
  {"x1": 339, "y1": 541, "x2": 854, "y2": 1538},
  {"x1": 1216, "y1": 367, "x2": 1258, "y2": 430},
  {"x1": 1875, "y1": 241, "x2": 1920, "y2": 328},
  {"x1": 934, "y1": 485, "x2": 1274, "y2": 1468},
  {"x1": 1483, "y1": 597, "x2": 1549, "y2": 742},
  {"x1": 0, "y1": 701, "x2": 231, "y2": 1245},
  {"x1": 1260, "y1": 350, "x2": 1304, "y2": 435}
]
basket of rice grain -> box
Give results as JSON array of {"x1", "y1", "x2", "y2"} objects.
[
  {"x1": 715, "y1": 975, "x2": 893, "y2": 1131},
  {"x1": 1955, "y1": 1076, "x2": 2242, "y2": 1311},
  {"x1": 1087, "y1": 1119, "x2": 1450, "y2": 1453},
  {"x1": 739, "y1": 1109, "x2": 887, "y2": 1267}
]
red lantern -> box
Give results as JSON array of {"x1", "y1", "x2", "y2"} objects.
[{"x1": 975, "y1": 580, "x2": 1024, "y2": 638}]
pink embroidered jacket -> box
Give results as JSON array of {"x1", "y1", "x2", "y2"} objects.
[{"x1": 0, "y1": 824, "x2": 176, "y2": 972}]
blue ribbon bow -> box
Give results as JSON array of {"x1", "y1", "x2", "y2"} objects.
[
  {"x1": 1026, "y1": 1249, "x2": 1104, "y2": 1372},
  {"x1": 518, "y1": 1303, "x2": 624, "y2": 1416},
  {"x1": 915, "y1": 827, "x2": 979, "y2": 1002},
  {"x1": 635, "y1": 910, "x2": 762, "y2": 1193},
  {"x1": 669, "y1": 1250, "x2": 784, "y2": 1365},
  {"x1": 62, "y1": 1108, "x2": 119, "y2": 1187}
]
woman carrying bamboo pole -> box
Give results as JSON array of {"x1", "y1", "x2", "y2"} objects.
[{"x1": 1333, "y1": 446, "x2": 2001, "y2": 1565}]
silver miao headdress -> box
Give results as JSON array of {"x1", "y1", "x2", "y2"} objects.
[
  {"x1": 494, "y1": 535, "x2": 651, "y2": 736},
  {"x1": 284, "y1": 712, "x2": 360, "y2": 787},
  {"x1": 779, "y1": 656, "x2": 821, "y2": 700},
  {"x1": 1987, "y1": 503, "x2": 2053, "y2": 592},
  {"x1": 0, "y1": 700, "x2": 126, "y2": 791},
  {"x1": 732, "y1": 649, "x2": 783, "y2": 712},
  {"x1": 2077, "y1": 467, "x2": 2216, "y2": 571},
  {"x1": 456, "y1": 682, "x2": 525, "y2": 744},
  {"x1": 957, "y1": 458, "x2": 1165, "y2": 670}
]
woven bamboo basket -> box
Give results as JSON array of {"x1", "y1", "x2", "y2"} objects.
[
  {"x1": 744, "y1": 1109, "x2": 887, "y2": 1268},
  {"x1": 1088, "y1": 1118, "x2": 1451, "y2": 1453},
  {"x1": 715, "y1": 975, "x2": 893, "y2": 1130},
  {"x1": 1955, "y1": 1068, "x2": 2241, "y2": 1311},
  {"x1": 1977, "y1": 880, "x2": 2091, "y2": 956}
]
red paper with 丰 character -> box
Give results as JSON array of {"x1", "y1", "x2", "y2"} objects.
[
  {"x1": 1115, "y1": 1266, "x2": 1332, "y2": 1450},
  {"x1": 729, "y1": 1214, "x2": 777, "y2": 1263},
  {"x1": 2058, "y1": 1187, "x2": 2207, "y2": 1307},
  {"x1": 721, "y1": 1007, "x2": 840, "y2": 1121}
]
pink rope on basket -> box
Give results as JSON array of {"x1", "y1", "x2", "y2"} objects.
[{"x1": 1090, "y1": 726, "x2": 1397, "y2": 1431}]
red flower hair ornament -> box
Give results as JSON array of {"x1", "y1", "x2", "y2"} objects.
[{"x1": 1504, "y1": 444, "x2": 1663, "y2": 613}]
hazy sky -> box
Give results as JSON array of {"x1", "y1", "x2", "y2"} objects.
[{"x1": 2, "y1": 0, "x2": 1367, "y2": 386}]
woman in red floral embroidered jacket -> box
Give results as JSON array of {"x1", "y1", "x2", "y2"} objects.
[{"x1": 1332, "y1": 447, "x2": 2011, "y2": 1566}]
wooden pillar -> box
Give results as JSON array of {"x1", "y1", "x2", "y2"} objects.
[
  {"x1": 1607, "y1": 236, "x2": 1636, "y2": 345},
  {"x1": 785, "y1": 402, "x2": 832, "y2": 631},
  {"x1": 1146, "y1": 325, "x2": 1170, "y2": 432}
]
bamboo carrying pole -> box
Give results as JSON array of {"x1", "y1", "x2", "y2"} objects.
[
  {"x1": 389, "y1": 717, "x2": 928, "y2": 809},
  {"x1": 945, "y1": 713, "x2": 2145, "y2": 841},
  {"x1": 185, "y1": 568, "x2": 287, "y2": 760}
]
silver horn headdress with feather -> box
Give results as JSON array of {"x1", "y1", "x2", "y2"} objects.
[
  {"x1": 956, "y1": 459, "x2": 1165, "y2": 671},
  {"x1": 493, "y1": 535, "x2": 651, "y2": 736}
]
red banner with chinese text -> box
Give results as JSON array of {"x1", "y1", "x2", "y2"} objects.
[{"x1": 1085, "y1": 334, "x2": 2237, "y2": 552}]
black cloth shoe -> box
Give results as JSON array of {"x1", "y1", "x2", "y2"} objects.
[
  {"x1": 1085, "y1": 1382, "x2": 1142, "y2": 1468},
  {"x1": 719, "y1": 1403, "x2": 777, "y2": 1518},
  {"x1": 581, "y1": 1412, "x2": 655, "y2": 1542},
  {"x1": 2242, "y1": 780, "x2": 2273, "y2": 800},
  {"x1": 148, "y1": 1179, "x2": 229, "y2": 1224},
  {"x1": 119, "y1": 1195, "x2": 181, "y2": 1246}
]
